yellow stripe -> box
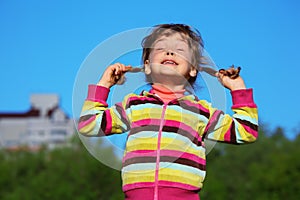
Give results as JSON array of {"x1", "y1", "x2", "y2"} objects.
[
  {"x1": 160, "y1": 137, "x2": 206, "y2": 158},
  {"x1": 131, "y1": 106, "x2": 204, "y2": 128},
  {"x1": 79, "y1": 119, "x2": 97, "y2": 136},
  {"x1": 159, "y1": 168, "x2": 203, "y2": 187},
  {"x1": 126, "y1": 137, "x2": 205, "y2": 159},
  {"x1": 126, "y1": 138, "x2": 158, "y2": 151},
  {"x1": 164, "y1": 109, "x2": 202, "y2": 127},
  {"x1": 233, "y1": 106, "x2": 258, "y2": 120},
  {"x1": 123, "y1": 171, "x2": 155, "y2": 184},
  {"x1": 82, "y1": 100, "x2": 106, "y2": 111},
  {"x1": 131, "y1": 107, "x2": 163, "y2": 121},
  {"x1": 236, "y1": 122, "x2": 257, "y2": 142},
  {"x1": 198, "y1": 100, "x2": 211, "y2": 110},
  {"x1": 209, "y1": 115, "x2": 232, "y2": 140},
  {"x1": 109, "y1": 109, "x2": 127, "y2": 134},
  {"x1": 123, "y1": 167, "x2": 204, "y2": 187}
]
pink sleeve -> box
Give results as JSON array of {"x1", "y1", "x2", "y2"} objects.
[
  {"x1": 231, "y1": 89, "x2": 256, "y2": 108},
  {"x1": 86, "y1": 85, "x2": 110, "y2": 102}
]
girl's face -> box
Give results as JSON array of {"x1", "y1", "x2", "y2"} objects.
[{"x1": 144, "y1": 32, "x2": 197, "y2": 85}]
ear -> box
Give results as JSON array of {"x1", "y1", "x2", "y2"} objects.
[
  {"x1": 144, "y1": 60, "x2": 151, "y2": 75},
  {"x1": 189, "y1": 66, "x2": 197, "y2": 77}
]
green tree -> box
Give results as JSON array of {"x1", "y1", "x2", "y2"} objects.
[
  {"x1": 0, "y1": 135, "x2": 124, "y2": 200},
  {"x1": 200, "y1": 125, "x2": 300, "y2": 200}
]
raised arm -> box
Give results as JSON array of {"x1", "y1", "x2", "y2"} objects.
[
  {"x1": 203, "y1": 89, "x2": 258, "y2": 144},
  {"x1": 77, "y1": 63, "x2": 132, "y2": 136},
  {"x1": 203, "y1": 66, "x2": 258, "y2": 144}
]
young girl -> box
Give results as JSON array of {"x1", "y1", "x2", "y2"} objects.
[{"x1": 78, "y1": 24, "x2": 258, "y2": 200}]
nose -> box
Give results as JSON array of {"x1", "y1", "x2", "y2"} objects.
[{"x1": 165, "y1": 50, "x2": 175, "y2": 56}]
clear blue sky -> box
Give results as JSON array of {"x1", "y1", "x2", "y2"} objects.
[{"x1": 1, "y1": 0, "x2": 300, "y2": 139}]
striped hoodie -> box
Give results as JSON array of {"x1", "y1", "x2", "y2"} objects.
[{"x1": 78, "y1": 84, "x2": 258, "y2": 194}]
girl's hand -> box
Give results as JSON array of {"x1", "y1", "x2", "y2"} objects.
[
  {"x1": 97, "y1": 63, "x2": 132, "y2": 88},
  {"x1": 216, "y1": 66, "x2": 246, "y2": 91}
]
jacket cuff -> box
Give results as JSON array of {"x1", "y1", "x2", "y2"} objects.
[
  {"x1": 231, "y1": 88, "x2": 255, "y2": 106},
  {"x1": 87, "y1": 85, "x2": 110, "y2": 102}
]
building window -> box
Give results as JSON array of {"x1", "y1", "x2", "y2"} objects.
[
  {"x1": 50, "y1": 130, "x2": 67, "y2": 136},
  {"x1": 5, "y1": 140, "x2": 19, "y2": 147},
  {"x1": 39, "y1": 131, "x2": 45, "y2": 136}
]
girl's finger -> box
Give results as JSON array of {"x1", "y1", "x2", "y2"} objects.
[
  {"x1": 114, "y1": 63, "x2": 123, "y2": 75},
  {"x1": 216, "y1": 72, "x2": 223, "y2": 79},
  {"x1": 217, "y1": 72, "x2": 225, "y2": 85},
  {"x1": 124, "y1": 65, "x2": 132, "y2": 71}
]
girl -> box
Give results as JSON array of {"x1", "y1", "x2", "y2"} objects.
[{"x1": 78, "y1": 24, "x2": 258, "y2": 200}]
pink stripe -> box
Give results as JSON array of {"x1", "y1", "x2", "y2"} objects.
[
  {"x1": 223, "y1": 122, "x2": 258, "y2": 142},
  {"x1": 160, "y1": 150, "x2": 206, "y2": 165},
  {"x1": 232, "y1": 104, "x2": 257, "y2": 109},
  {"x1": 204, "y1": 110, "x2": 222, "y2": 133},
  {"x1": 124, "y1": 150, "x2": 206, "y2": 166},
  {"x1": 132, "y1": 119, "x2": 199, "y2": 138},
  {"x1": 78, "y1": 115, "x2": 96, "y2": 130},
  {"x1": 128, "y1": 93, "x2": 209, "y2": 114},
  {"x1": 115, "y1": 102, "x2": 128, "y2": 121},
  {"x1": 158, "y1": 180, "x2": 200, "y2": 191},
  {"x1": 124, "y1": 186, "x2": 200, "y2": 200},
  {"x1": 224, "y1": 125, "x2": 231, "y2": 142},
  {"x1": 164, "y1": 120, "x2": 198, "y2": 137},
  {"x1": 123, "y1": 182, "x2": 155, "y2": 192},
  {"x1": 132, "y1": 119, "x2": 160, "y2": 127},
  {"x1": 123, "y1": 181, "x2": 200, "y2": 192},
  {"x1": 241, "y1": 124, "x2": 258, "y2": 138},
  {"x1": 104, "y1": 110, "x2": 112, "y2": 134},
  {"x1": 128, "y1": 95, "x2": 155, "y2": 102},
  {"x1": 124, "y1": 150, "x2": 155, "y2": 160},
  {"x1": 183, "y1": 99, "x2": 210, "y2": 114}
]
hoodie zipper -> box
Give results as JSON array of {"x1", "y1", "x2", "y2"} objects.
[{"x1": 154, "y1": 103, "x2": 167, "y2": 200}]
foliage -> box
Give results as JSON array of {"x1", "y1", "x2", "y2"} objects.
[
  {"x1": 201, "y1": 126, "x2": 300, "y2": 200},
  {"x1": 0, "y1": 126, "x2": 299, "y2": 199},
  {"x1": 0, "y1": 135, "x2": 123, "y2": 200}
]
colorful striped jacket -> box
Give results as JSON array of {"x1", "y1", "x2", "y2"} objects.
[{"x1": 78, "y1": 84, "x2": 258, "y2": 193}]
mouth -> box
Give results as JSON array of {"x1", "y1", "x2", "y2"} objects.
[{"x1": 161, "y1": 59, "x2": 178, "y2": 66}]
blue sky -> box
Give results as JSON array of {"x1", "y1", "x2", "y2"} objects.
[{"x1": 1, "y1": 0, "x2": 300, "y2": 139}]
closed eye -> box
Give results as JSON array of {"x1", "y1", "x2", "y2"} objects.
[{"x1": 155, "y1": 47, "x2": 165, "y2": 51}]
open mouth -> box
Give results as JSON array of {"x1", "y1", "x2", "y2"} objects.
[{"x1": 161, "y1": 59, "x2": 178, "y2": 66}]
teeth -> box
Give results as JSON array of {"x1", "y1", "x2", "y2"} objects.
[{"x1": 163, "y1": 60, "x2": 176, "y2": 65}]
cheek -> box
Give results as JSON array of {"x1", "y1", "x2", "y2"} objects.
[
  {"x1": 183, "y1": 52, "x2": 193, "y2": 63},
  {"x1": 149, "y1": 51, "x2": 161, "y2": 62},
  {"x1": 178, "y1": 54, "x2": 193, "y2": 66}
]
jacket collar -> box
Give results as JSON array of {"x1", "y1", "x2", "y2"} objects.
[{"x1": 140, "y1": 87, "x2": 198, "y2": 103}]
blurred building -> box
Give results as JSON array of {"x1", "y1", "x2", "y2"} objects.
[{"x1": 0, "y1": 94, "x2": 74, "y2": 151}]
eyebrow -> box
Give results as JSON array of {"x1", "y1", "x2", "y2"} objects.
[
  {"x1": 154, "y1": 38, "x2": 167, "y2": 44},
  {"x1": 153, "y1": 38, "x2": 188, "y2": 46}
]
